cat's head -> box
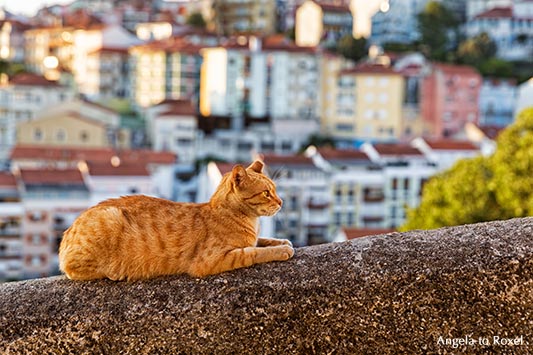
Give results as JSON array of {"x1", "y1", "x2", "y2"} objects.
[{"x1": 226, "y1": 160, "x2": 283, "y2": 217}]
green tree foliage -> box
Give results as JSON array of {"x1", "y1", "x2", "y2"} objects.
[
  {"x1": 478, "y1": 58, "x2": 514, "y2": 78},
  {"x1": 186, "y1": 12, "x2": 206, "y2": 28},
  {"x1": 490, "y1": 108, "x2": 533, "y2": 217},
  {"x1": 0, "y1": 60, "x2": 26, "y2": 76},
  {"x1": 417, "y1": 1, "x2": 459, "y2": 61},
  {"x1": 335, "y1": 35, "x2": 367, "y2": 62},
  {"x1": 457, "y1": 32, "x2": 497, "y2": 65},
  {"x1": 401, "y1": 156, "x2": 500, "y2": 230},
  {"x1": 300, "y1": 134, "x2": 336, "y2": 152},
  {"x1": 401, "y1": 108, "x2": 533, "y2": 230}
]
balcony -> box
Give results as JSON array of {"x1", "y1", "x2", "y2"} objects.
[
  {"x1": 307, "y1": 200, "x2": 330, "y2": 209},
  {"x1": 0, "y1": 226, "x2": 20, "y2": 236}
]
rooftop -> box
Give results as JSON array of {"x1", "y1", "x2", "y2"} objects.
[
  {"x1": 87, "y1": 161, "x2": 150, "y2": 177},
  {"x1": 0, "y1": 172, "x2": 17, "y2": 188},
  {"x1": 19, "y1": 168, "x2": 85, "y2": 186},
  {"x1": 373, "y1": 144, "x2": 423, "y2": 156},
  {"x1": 474, "y1": 6, "x2": 513, "y2": 19},
  {"x1": 318, "y1": 147, "x2": 370, "y2": 162},
  {"x1": 433, "y1": 63, "x2": 481, "y2": 76},
  {"x1": 261, "y1": 154, "x2": 315, "y2": 167},
  {"x1": 340, "y1": 63, "x2": 398, "y2": 76},
  {"x1": 156, "y1": 99, "x2": 197, "y2": 117},
  {"x1": 8, "y1": 73, "x2": 60, "y2": 87},
  {"x1": 11, "y1": 145, "x2": 176, "y2": 165},
  {"x1": 425, "y1": 140, "x2": 479, "y2": 151}
]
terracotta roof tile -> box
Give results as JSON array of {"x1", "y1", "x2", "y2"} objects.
[
  {"x1": 426, "y1": 140, "x2": 478, "y2": 151},
  {"x1": 475, "y1": 7, "x2": 512, "y2": 19},
  {"x1": 318, "y1": 147, "x2": 370, "y2": 161},
  {"x1": 157, "y1": 99, "x2": 197, "y2": 116},
  {"x1": 87, "y1": 161, "x2": 150, "y2": 176},
  {"x1": 479, "y1": 125, "x2": 505, "y2": 140},
  {"x1": 261, "y1": 154, "x2": 315, "y2": 167},
  {"x1": 11, "y1": 145, "x2": 176, "y2": 165},
  {"x1": 433, "y1": 63, "x2": 480, "y2": 76},
  {"x1": 19, "y1": 168, "x2": 85, "y2": 185},
  {"x1": 132, "y1": 36, "x2": 210, "y2": 54},
  {"x1": 374, "y1": 144, "x2": 423, "y2": 156},
  {"x1": 9, "y1": 73, "x2": 60, "y2": 87},
  {"x1": 0, "y1": 172, "x2": 17, "y2": 188}
]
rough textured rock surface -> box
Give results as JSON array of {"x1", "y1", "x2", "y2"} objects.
[{"x1": 1, "y1": 218, "x2": 533, "y2": 354}]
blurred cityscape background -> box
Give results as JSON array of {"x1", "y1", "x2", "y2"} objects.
[{"x1": 0, "y1": 0, "x2": 531, "y2": 282}]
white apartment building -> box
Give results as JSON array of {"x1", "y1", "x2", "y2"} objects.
[
  {"x1": 149, "y1": 99, "x2": 198, "y2": 164},
  {"x1": 515, "y1": 77, "x2": 533, "y2": 118},
  {"x1": 86, "y1": 47, "x2": 130, "y2": 100},
  {"x1": 0, "y1": 73, "x2": 74, "y2": 162},
  {"x1": 24, "y1": 24, "x2": 142, "y2": 97},
  {"x1": 466, "y1": 4, "x2": 533, "y2": 61},
  {"x1": 200, "y1": 36, "x2": 320, "y2": 145},
  {"x1": 370, "y1": 0, "x2": 429, "y2": 45},
  {"x1": 0, "y1": 172, "x2": 23, "y2": 282},
  {"x1": 466, "y1": 0, "x2": 512, "y2": 19},
  {"x1": 478, "y1": 78, "x2": 517, "y2": 127},
  {"x1": 129, "y1": 37, "x2": 206, "y2": 109}
]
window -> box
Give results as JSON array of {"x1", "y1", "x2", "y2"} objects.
[
  {"x1": 177, "y1": 138, "x2": 192, "y2": 146},
  {"x1": 34, "y1": 128, "x2": 43, "y2": 141},
  {"x1": 80, "y1": 130, "x2": 89, "y2": 142},
  {"x1": 334, "y1": 212, "x2": 342, "y2": 226},
  {"x1": 336, "y1": 124, "x2": 354, "y2": 132},
  {"x1": 56, "y1": 129, "x2": 66, "y2": 141},
  {"x1": 28, "y1": 211, "x2": 46, "y2": 222},
  {"x1": 364, "y1": 187, "x2": 384, "y2": 202}
]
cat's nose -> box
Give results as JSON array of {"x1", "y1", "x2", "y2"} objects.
[{"x1": 277, "y1": 198, "x2": 283, "y2": 207}]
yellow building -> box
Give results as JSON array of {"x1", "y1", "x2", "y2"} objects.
[
  {"x1": 17, "y1": 112, "x2": 111, "y2": 148},
  {"x1": 319, "y1": 52, "x2": 353, "y2": 136},
  {"x1": 130, "y1": 37, "x2": 205, "y2": 108},
  {"x1": 16, "y1": 99, "x2": 130, "y2": 149},
  {"x1": 25, "y1": 24, "x2": 140, "y2": 96},
  {"x1": 331, "y1": 64, "x2": 405, "y2": 143},
  {"x1": 212, "y1": 0, "x2": 277, "y2": 35},
  {"x1": 129, "y1": 45, "x2": 166, "y2": 108}
]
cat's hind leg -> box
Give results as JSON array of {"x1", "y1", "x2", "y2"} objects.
[{"x1": 59, "y1": 246, "x2": 105, "y2": 280}]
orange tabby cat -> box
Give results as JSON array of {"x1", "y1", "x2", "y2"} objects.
[{"x1": 59, "y1": 160, "x2": 294, "y2": 280}]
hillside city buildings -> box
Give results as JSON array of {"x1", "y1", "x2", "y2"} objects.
[{"x1": 0, "y1": 0, "x2": 531, "y2": 281}]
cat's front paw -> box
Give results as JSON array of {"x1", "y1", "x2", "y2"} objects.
[
  {"x1": 278, "y1": 239, "x2": 293, "y2": 247},
  {"x1": 280, "y1": 245, "x2": 295, "y2": 260}
]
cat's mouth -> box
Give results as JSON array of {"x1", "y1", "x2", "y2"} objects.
[{"x1": 262, "y1": 205, "x2": 282, "y2": 216}]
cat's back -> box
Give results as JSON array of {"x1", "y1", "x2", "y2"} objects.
[{"x1": 60, "y1": 195, "x2": 210, "y2": 280}]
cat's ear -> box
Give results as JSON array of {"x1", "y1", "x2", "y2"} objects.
[
  {"x1": 247, "y1": 160, "x2": 264, "y2": 173},
  {"x1": 231, "y1": 165, "x2": 248, "y2": 187}
]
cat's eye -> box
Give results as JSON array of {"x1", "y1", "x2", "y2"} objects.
[{"x1": 263, "y1": 190, "x2": 270, "y2": 198}]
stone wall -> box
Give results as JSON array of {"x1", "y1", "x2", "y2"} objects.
[{"x1": 1, "y1": 217, "x2": 532, "y2": 354}]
